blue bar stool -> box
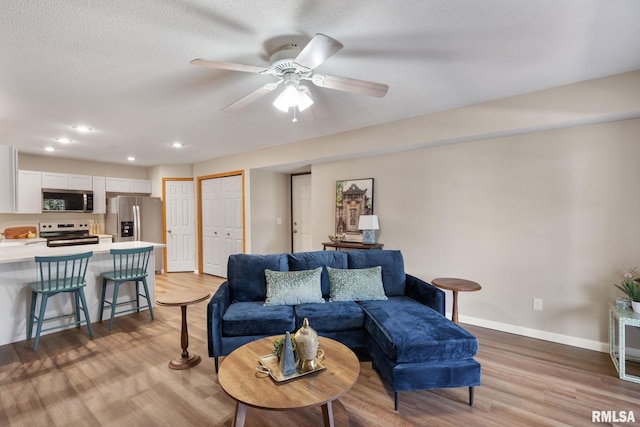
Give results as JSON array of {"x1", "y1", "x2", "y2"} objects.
[
  {"x1": 99, "y1": 246, "x2": 155, "y2": 331},
  {"x1": 27, "y1": 251, "x2": 94, "y2": 351}
]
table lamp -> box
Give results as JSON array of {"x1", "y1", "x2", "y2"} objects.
[{"x1": 358, "y1": 215, "x2": 379, "y2": 244}]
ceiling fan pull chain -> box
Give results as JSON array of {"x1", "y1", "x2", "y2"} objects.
[{"x1": 292, "y1": 106, "x2": 298, "y2": 123}]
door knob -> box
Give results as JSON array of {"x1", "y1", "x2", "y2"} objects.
[
  {"x1": 167, "y1": 229, "x2": 172, "y2": 233},
  {"x1": 293, "y1": 230, "x2": 298, "y2": 234}
]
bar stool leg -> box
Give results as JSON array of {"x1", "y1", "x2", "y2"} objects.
[
  {"x1": 33, "y1": 294, "x2": 49, "y2": 351},
  {"x1": 141, "y1": 277, "x2": 154, "y2": 320},
  {"x1": 99, "y1": 278, "x2": 108, "y2": 322},
  {"x1": 77, "y1": 289, "x2": 93, "y2": 337},
  {"x1": 27, "y1": 291, "x2": 37, "y2": 340},
  {"x1": 109, "y1": 282, "x2": 121, "y2": 331}
]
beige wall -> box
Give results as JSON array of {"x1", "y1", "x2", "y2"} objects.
[
  {"x1": 191, "y1": 70, "x2": 640, "y2": 351},
  {"x1": 147, "y1": 164, "x2": 193, "y2": 198},
  {"x1": 249, "y1": 170, "x2": 291, "y2": 254},
  {"x1": 19, "y1": 154, "x2": 149, "y2": 179},
  {"x1": 312, "y1": 118, "x2": 640, "y2": 348}
]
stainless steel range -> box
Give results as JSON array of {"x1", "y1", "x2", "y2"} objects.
[{"x1": 39, "y1": 221, "x2": 100, "y2": 247}]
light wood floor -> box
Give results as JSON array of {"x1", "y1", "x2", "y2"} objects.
[{"x1": 1, "y1": 272, "x2": 639, "y2": 426}]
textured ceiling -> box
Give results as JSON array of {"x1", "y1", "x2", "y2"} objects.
[{"x1": 1, "y1": 1, "x2": 640, "y2": 166}]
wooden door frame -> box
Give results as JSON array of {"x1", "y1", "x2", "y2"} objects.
[
  {"x1": 197, "y1": 170, "x2": 245, "y2": 275},
  {"x1": 162, "y1": 177, "x2": 195, "y2": 274}
]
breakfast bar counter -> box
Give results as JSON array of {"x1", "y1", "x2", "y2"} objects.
[{"x1": 0, "y1": 241, "x2": 164, "y2": 346}]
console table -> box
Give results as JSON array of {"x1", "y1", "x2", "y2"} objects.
[
  {"x1": 609, "y1": 303, "x2": 640, "y2": 384},
  {"x1": 322, "y1": 241, "x2": 384, "y2": 250}
]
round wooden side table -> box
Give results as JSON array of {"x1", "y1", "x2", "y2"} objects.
[
  {"x1": 431, "y1": 278, "x2": 481, "y2": 324},
  {"x1": 156, "y1": 288, "x2": 211, "y2": 370}
]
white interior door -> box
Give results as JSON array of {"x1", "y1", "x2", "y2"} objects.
[
  {"x1": 165, "y1": 180, "x2": 195, "y2": 272},
  {"x1": 292, "y1": 174, "x2": 312, "y2": 252},
  {"x1": 202, "y1": 175, "x2": 243, "y2": 277},
  {"x1": 202, "y1": 177, "x2": 223, "y2": 276}
]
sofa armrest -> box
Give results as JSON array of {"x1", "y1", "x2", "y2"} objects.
[
  {"x1": 405, "y1": 274, "x2": 445, "y2": 316},
  {"x1": 207, "y1": 281, "x2": 231, "y2": 358}
]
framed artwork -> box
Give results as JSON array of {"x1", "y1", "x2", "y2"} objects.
[{"x1": 335, "y1": 178, "x2": 374, "y2": 242}]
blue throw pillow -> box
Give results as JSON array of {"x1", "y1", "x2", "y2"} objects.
[
  {"x1": 264, "y1": 267, "x2": 324, "y2": 306},
  {"x1": 288, "y1": 251, "x2": 348, "y2": 297},
  {"x1": 327, "y1": 266, "x2": 388, "y2": 302},
  {"x1": 347, "y1": 250, "x2": 406, "y2": 296}
]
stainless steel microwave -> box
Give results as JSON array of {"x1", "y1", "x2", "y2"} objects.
[{"x1": 42, "y1": 189, "x2": 94, "y2": 213}]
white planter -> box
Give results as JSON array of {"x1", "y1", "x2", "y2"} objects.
[{"x1": 632, "y1": 300, "x2": 640, "y2": 313}]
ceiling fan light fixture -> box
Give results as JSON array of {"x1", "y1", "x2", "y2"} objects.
[
  {"x1": 297, "y1": 87, "x2": 314, "y2": 112},
  {"x1": 273, "y1": 84, "x2": 313, "y2": 113},
  {"x1": 273, "y1": 85, "x2": 299, "y2": 112}
]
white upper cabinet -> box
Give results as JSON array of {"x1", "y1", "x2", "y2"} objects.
[
  {"x1": 105, "y1": 177, "x2": 132, "y2": 193},
  {"x1": 130, "y1": 179, "x2": 152, "y2": 194},
  {"x1": 0, "y1": 146, "x2": 17, "y2": 213},
  {"x1": 92, "y1": 176, "x2": 106, "y2": 214},
  {"x1": 69, "y1": 174, "x2": 93, "y2": 191},
  {"x1": 17, "y1": 170, "x2": 42, "y2": 214},
  {"x1": 105, "y1": 177, "x2": 152, "y2": 194},
  {"x1": 41, "y1": 172, "x2": 69, "y2": 189},
  {"x1": 42, "y1": 172, "x2": 92, "y2": 191}
]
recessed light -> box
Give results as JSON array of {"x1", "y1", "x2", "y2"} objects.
[
  {"x1": 54, "y1": 137, "x2": 73, "y2": 144},
  {"x1": 72, "y1": 125, "x2": 93, "y2": 133},
  {"x1": 127, "y1": 156, "x2": 135, "y2": 161},
  {"x1": 44, "y1": 146, "x2": 56, "y2": 152},
  {"x1": 171, "y1": 141, "x2": 183, "y2": 148}
]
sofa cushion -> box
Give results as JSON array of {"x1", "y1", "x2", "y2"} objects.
[
  {"x1": 360, "y1": 296, "x2": 478, "y2": 363},
  {"x1": 347, "y1": 250, "x2": 406, "y2": 296},
  {"x1": 264, "y1": 268, "x2": 324, "y2": 306},
  {"x1": 222, "y1": 301, "x2": 295, "y2": 336},
  {"x1": 288, "y1": 251, "x2": 348, "y2": 297},
  {"x1": 294, "y1": 301, "x2": 365, "y2": 332},
  {"x1": 228, "y1": 253, "x2": 289, "y2": 302},
  {"x1": 327, "y1": 266, "x2": 388, "y2": 302}
]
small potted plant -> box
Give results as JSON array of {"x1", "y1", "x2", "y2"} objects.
[
  {"x1": 614, "y1": 268, "x2": 640, "y2": 313},
  {"x1": 272, "y1": 335, "x2": 296, "y2": 359}
]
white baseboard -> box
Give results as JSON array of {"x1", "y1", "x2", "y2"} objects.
[{"x1": 455, "y1": 313, "x2": 640, "y2": 357}]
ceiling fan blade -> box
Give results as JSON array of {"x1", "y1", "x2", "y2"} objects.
[
  {"x1": 311, "y1": 73, "x2": 389, "y2": 98},
  {"x1": 222, "y1": 83, "x2": 280, "y2": 112},
  {"x1": 190, "y1": 59, "x2": 268, "y2": 74},
  {"x1": 293, "y1": 33, "x2": 344, "y2": 70}
]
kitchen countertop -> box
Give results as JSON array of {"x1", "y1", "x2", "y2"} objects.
[{"x1": 0, "y1": 240, "x2": 164, "y2": 264}]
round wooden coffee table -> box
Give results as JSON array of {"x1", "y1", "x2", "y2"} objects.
[
  {"x1": 218, "y1": 336, "x2": 360, "y2": 427},
  {"x1": 432, "y1": 278, "x2": 481, "y2": 324},
  {"x1": 156, "y1": 288, "x2": 211, "y2": 370}
]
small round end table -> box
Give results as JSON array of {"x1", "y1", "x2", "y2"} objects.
[
  {"x1": 156, "y1": 288, "x2": 211, "y2": 370},
  {"x1": 432, "y1": 278, "x2": 481, "y2": 324}
]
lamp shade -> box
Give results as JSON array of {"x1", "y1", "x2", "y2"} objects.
[
  {"x1": 273, "y1": 85, "x2": 314, "y2": 112},
  {"x1": 358, "y1": 215, "x2": 379, "y2": 230}
]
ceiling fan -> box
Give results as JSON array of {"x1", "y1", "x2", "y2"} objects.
[{"x1": 190, "y1": 33, "x2": 389, "y2": 115}]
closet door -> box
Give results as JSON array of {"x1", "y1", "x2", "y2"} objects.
[
  {"x1": 202, "y1": 174, "x2": 243, "y2": 277},
  {"x1": 223, "y1": 175, "x2": 243, "y2": 260}
]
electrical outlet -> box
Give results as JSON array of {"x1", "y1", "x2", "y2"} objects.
[{"x1": 533, "y1": 298, "x2": 543, "y2": 311}]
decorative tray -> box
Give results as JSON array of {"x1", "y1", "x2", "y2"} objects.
[{"x1": 258, "y1": 354, "x2": 326, "y2": 382}]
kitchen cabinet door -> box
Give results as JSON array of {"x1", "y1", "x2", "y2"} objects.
[
  {"x1": 18, "y1": 170, "x2": 42, "y2": 213},
  {"x1": 41, "y1": 172, "x2": 68, "y2": 189},
  {"x1": 105, "y1": 177, "x2": 130, "y2": 193},
  {"x1": 130, "y1": 179, "x2": 152, "y2": 194},
  {"x1": 92, "y1": 176, "x2": 106, "y2": 214},
  {"x1": 69, "y1": 174, "x2": 92, "y2": 191},
  {"x1": 0, "y1": 146, "x2": 17, "y2": 213}
]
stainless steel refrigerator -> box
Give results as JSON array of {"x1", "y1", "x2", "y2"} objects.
[{"x1": 105, "y1": 196, "x2": 163, "y2": 273}]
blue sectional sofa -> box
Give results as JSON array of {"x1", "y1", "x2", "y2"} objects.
[{"x1": 206, "y1": 249, "x2": 481, "y2": 410}]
